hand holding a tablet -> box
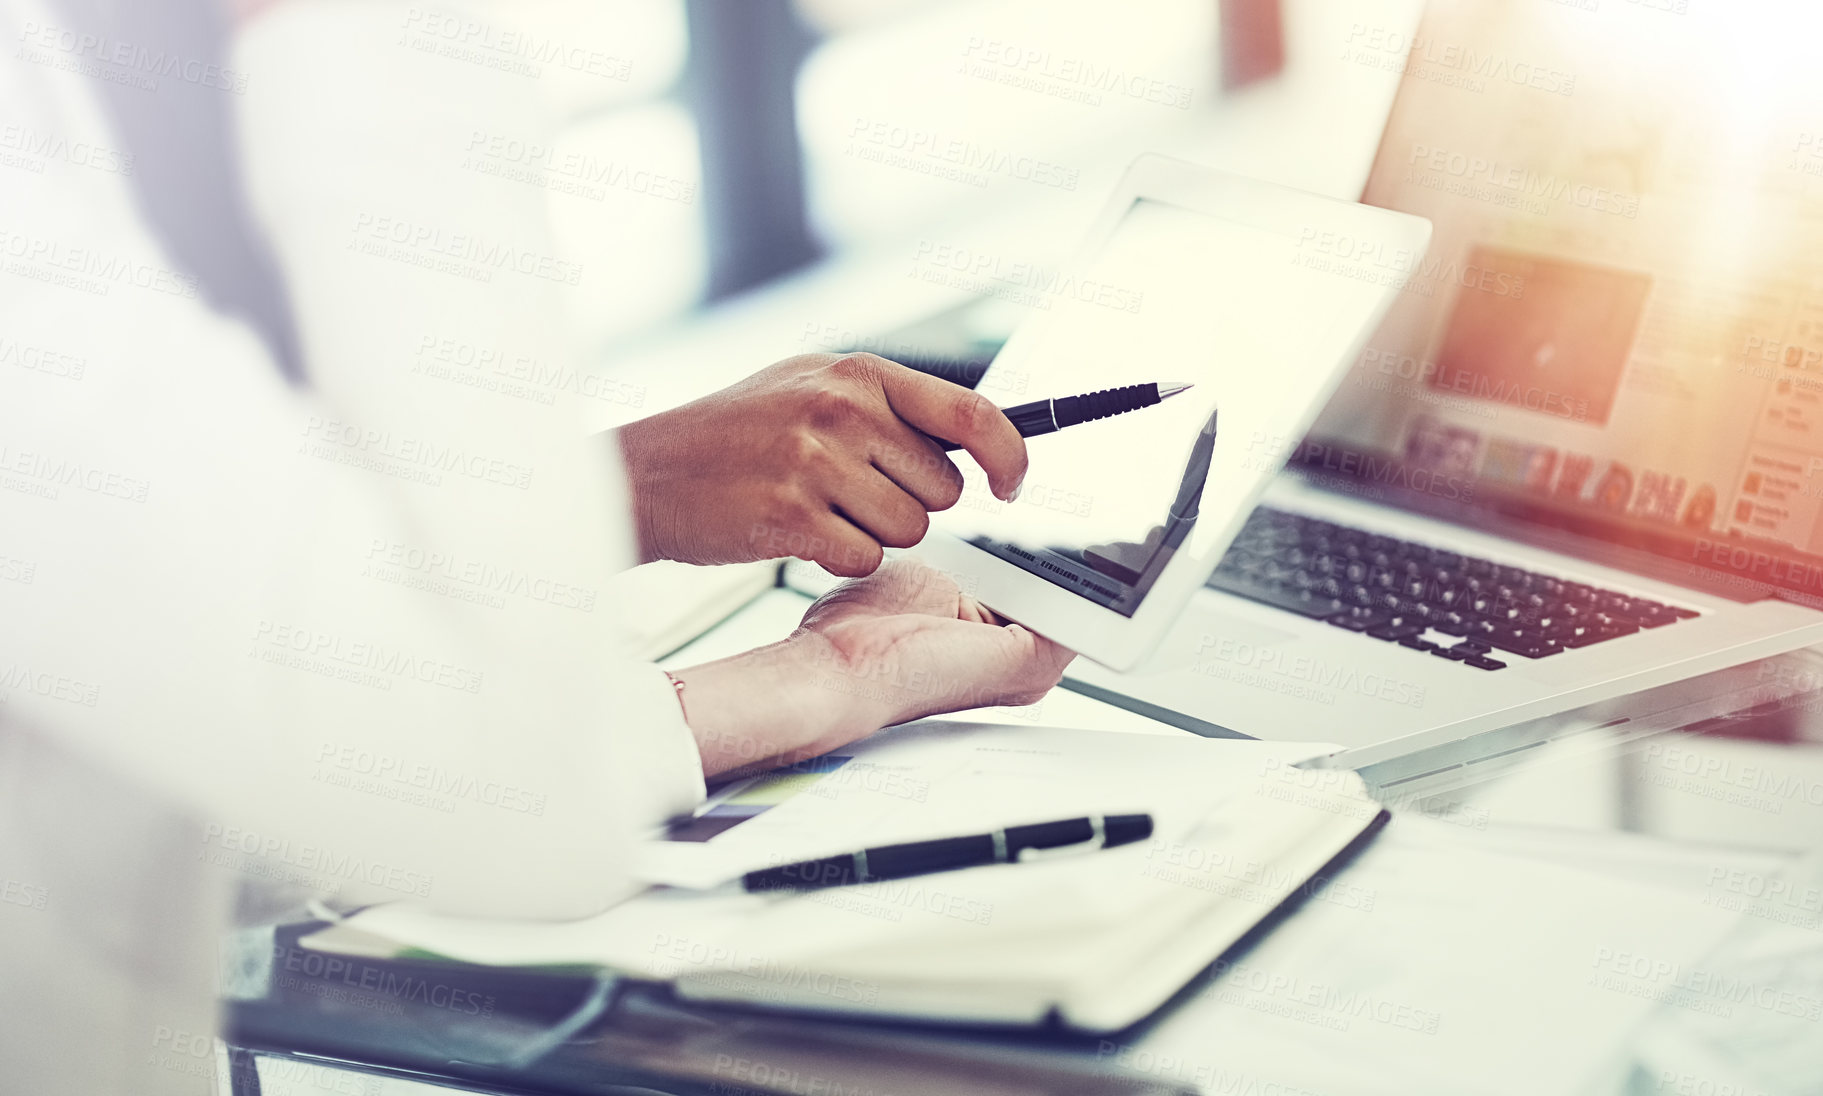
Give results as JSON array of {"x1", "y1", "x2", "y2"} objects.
[
  {"x1": 617, "y1": 352, "x2": 1028, "y2": 576},
  {"x1": 919, "y1": 157, "x2": 1431, "y2": 668},
  {"x1": 672, "y1": 560, "x2": 1075, "y2": 778}
]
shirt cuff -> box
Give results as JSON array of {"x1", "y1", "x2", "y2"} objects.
[{"x1": 619, "y1": 664, "x2": 709, "y2": 829}]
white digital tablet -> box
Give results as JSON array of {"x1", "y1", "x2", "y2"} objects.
[{"x1": 919, "y1": 155, "x2": 1431, "y2": 670}]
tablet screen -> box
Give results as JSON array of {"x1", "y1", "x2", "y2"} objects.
[{"x1": 934, "y1": 197, "x2": 1381, "y2": 616}]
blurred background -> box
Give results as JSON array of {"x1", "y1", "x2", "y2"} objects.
[{"x1": 506, "y1": 0, "x2": 1338, "y2": 352}]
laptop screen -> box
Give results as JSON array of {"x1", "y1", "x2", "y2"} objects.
[{"x1": 1300, "y1": 0, "x2": 1823, "y2": 604}]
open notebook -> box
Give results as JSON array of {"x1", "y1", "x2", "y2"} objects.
[{"x1": 303, "y1": 722, "x2": 1387, "y2": 1033}]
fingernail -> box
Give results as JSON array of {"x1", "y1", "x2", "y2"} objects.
[{"x1": 1008, "y1": 483, "x2": 1022, "y2": 503}]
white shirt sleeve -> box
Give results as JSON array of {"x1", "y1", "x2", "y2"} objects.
[{"x1": 0, "y1": 0, "x2": 704, "y2": 920}]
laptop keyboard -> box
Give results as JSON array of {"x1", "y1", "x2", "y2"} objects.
[{"x1": 1207, "y1": 507, "x2": 1699, "y2": 670}]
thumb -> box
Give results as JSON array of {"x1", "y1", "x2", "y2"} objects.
[{"x1": 1004, "y1": 622, "x2": 1077, "y2": 680}]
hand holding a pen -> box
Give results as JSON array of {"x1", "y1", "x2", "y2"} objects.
[
  {"x1": 616, "y1": 352, "x2": 1190, "y2": 578},
  {"x1": 617, "y1": 353, "x2": 1030, "y2": 577}
]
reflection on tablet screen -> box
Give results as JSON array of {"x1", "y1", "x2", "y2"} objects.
[
  {"x1": 967, "y1": 406, "x2": 1218, "y2": 614},
  {"x1": 938, "y1": 196, "x2": 1353, "y2": 618}
]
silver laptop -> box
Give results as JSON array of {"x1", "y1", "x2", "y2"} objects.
[{"x1": 1067, "y1": 0, "x2": 1823, "y2": 766}]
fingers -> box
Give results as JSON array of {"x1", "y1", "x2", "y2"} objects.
[
  {"x1": 863, "y1": 357, "x2": 1028, "y2": 501},
  {"x1": 802, "y1": 512, "x2": 886, "y2": 578},
  {"x1": 1016, "y1": 625, "x2": 1079, "y2": 679},
  {"x1": 867, "y1": 419, "x2": 965, "y2": 512},
  {"x1": 958, "y1": 598, "x2": 999, "y2": 626},
  {"x1": 750, "y1": 464, "x2": 932, "y2": 581},
  {"x1": 985, "y1": 623, "x2": 1076, "y2": 706},
  {"x1": 959, "y1": 597, "x2": 1072, "y2": 676},
  {"x1": 836, "y1": 467, "x2": 932, "y2": 552}
]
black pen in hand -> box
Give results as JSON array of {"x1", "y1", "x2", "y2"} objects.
[
  {"x1": 742, "y1": 814, "x2": 1154, "y2": 892},
  {"x1": 937, "y1": 382, "x2": 1192, "y2": 452}
]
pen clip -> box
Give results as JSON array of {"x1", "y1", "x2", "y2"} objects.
[
  {"x1": 1014, "y1": 837, "x2": 1104, "y2": 864},
  {"x1": 1013, "y1": 814, "x2": 1108, "y2": 863}
]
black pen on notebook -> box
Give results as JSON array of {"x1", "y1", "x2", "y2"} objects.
[
  {"x1": 936, "y1": 381, "x2": 1193, "y2": 452},
  {"x1": 741, "y1": 813, "x2": 1154, "y2": 893}
]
